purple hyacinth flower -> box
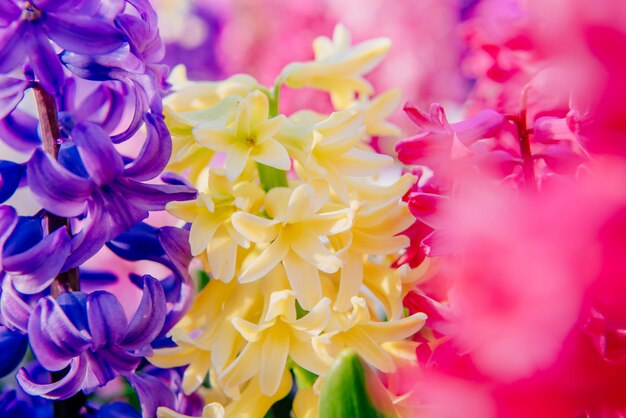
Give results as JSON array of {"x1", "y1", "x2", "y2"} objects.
[
  {"x1": 0, "y1": 110, "x2": 40, "y2": 152},
  {"x1": 26, "y1": 121, "x2": 195, "y2": 269},
  {"x1": 0, "y1": 361, "x2": 53, "y2": 418},
  {"x1": 60, "y1": 0, "x2": 168, "y2": 139},
  {"x1": 0, "y1": 160, "x2": 25, "y2": 204},
  {"x1": 0, "y1": 0, "x2": 127, "y2": 95},
  {"x1": 90, "y1": 402, "x2": 141, "y2": 418},
  {"x1": 57, "y1": 77, "x2": 127, "y2": 138},
  {"x1": 108, "y1": 223, "x2": 194, "y2": 343},
  {"x1": 0, "y1": 77, "x2": 33, "y2": 119},
  {"x1": 17, "y1": 275, "x2": 166, "y2": 402},
  {"x1": 1, "y1": 213, "x2": 71, "y2": 294},
  {"x1": 0, "y1": 325, "x2": 28, "y2": 378}
]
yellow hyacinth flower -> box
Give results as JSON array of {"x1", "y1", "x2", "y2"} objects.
[
  {"x1": 231, "y1": 183, "x2": 353, "y2": 309},
  {"x1": 278, "y1": 109, "x2": 393, "y2": 202},
  {"x1": 313, "y1": 297, "x2": 426, "y2": 373},
  {"x1": 155, "y1": 23, "x2": 431, "y2": 418},
  {"x1": 166, "y1": 65, "x2": 260, "y2": 113},
  {"x1": 219, "y1": 291, "x2": 331, "y2": 397},
  {"x1": 166, "y1": 169, "x2": 263, "y2": 282},
  {"x1": 158, "y1": 403, "x2": 225, "y2": 418},
  {"x1": 281, "y1": 24, "x2": 391, "y2": 110},
  {"x1": 194, "y1": 91, "x2": 290, "y2": 181},
  {"x1": 165, "y1": 97, "x2": 239, "y2": 184},
  {"x1": 361, "y1": 89, "x2": 403, "y2": 138}
]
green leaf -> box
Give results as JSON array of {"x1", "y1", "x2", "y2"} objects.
[{"x1": 319, "y1": 350, "x2": 398, "y2": 418}]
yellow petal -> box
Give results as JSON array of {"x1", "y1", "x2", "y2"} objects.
[
  {"x1": 351, "y1": 231, "x2": 409, "y2": 256},
  {"x1": 182, "y1": 350, "x2": 212, "y2": 394},
  {"x1": 343, "y1": 326, "x2": 396, "y2": 373},
  {"x1": 290, "y1": 338, "x2": 332, "y2": 377},
  {"x1": 231, "y1": 212, "x2": 280, "y2": 243},
  {"x1": 333, "y1": 148, "x2": 393, "y2": 177},
  {"x1": 264, "y1": 290, "x2": 296, "y2": 322},
  {"x1": 264, "y1": 187, "x2": 291, "y2": 221},
  {"x1": 307, "y1": 209, "x2": 353, "y2": 236},
  {"x1": 282, "y1": 250, "x2": 323, "y2": 310},
  {"x1": 286, "y1": 184, "x2": 317, "y2": 223},
  {"x1": 246, "y1": 90, "x2": 270, "y2": 129},
  {"x1": 208, "y1": 225, "x2": 238, "y2": 282},
  {"x1": 293, "y1": 387, "x2": 319, "y2": 418},
  {"x1": 362, "y1": 312, "x2": 427, "y2": 343},
  {"x1": 232, "y1": 317, "x2": 271, "y2": 342},
  {"x1": 289, "y1": 225, "x2": 342, "y2": 274},
  {"x1": 290, "y1": 297, "x2": 331, "y2": 335},
  {"x1": 193, "y1": 127, "x2": 234, "y2": 152},
  {"x1": 189, "y1": 212, "x2": 221, "y2": 256},
  {"x1": 335, "y1": 251, "x2": 363, "y2": 312},
  {"x1": 251, "y1": 139, "x2": 291, "y2": 171},
  {"x1": 254, "y1": 114, "x2": 285, "y2": 143},
  {"x1": 166, "y1": 201, "x2": 199, "y2": 222},
  {"x1": 150, "y1": 345, "x2": 197, "y2": 369},
  {"x1": 219, "y1": 342, "x2": 262, "y2": 399},
  {"x1": 225, "y1": 142, "x2": 252, "y2": 180},
  {"x1": 259, "y1": 324, "x2": 290, "y2": 395},
  {"x1": 225, "y1": 373, "x2": 293, "y2": 418},
  {"x1": 239, "y1": 235, "x2": 289, "y2": 283}
]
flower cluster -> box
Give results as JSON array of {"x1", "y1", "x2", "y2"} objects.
[
  {"x1": 388, "y1": 1, "x2": 626, "y2": 417},
  {"x1": 150, "y1": 24, "x2": 427, "y2": 418},
  {"x1": 0, "y1": 0, "x2": 196, "y2": 416}
]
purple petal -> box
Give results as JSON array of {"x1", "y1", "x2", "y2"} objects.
[
  {"x1": 116, "y1": 179, "x2": 196, "y2": 212},
  {"x1": 44, "y1": 12, "x2": 126, "y2": 55},
  {"x1": 28, "y1": 296, "x2": 92, "y2": 370},
  {"x1": 82, "y1": 348, "x2": 118, "y2": 389},
  {"x1": 99, "y1": 84, "x2": 127, "y2": 133},
  {"x1": 26, "y1": 24, "x2": 65, "y2": 96},
  {"x1": 95, "y1": 402, "x2": 141, "y2": 418},
  {"x1": 37, "y1": 0, "x2": 82, "y2": 12},
  {"x1": 75, "y1": 0, "x2": 126, "y2": 20},
  {"x1": 157, "y1": 227, "x2": 192, "y2": 281},
  {"x1": 98, "y1": 344, "x2": 140, "y2": 374},
  {"x1": 0, "y1": 110, "x2": 40, "y2": 152},
  {"x1": 62, "y1": 201, "x2": 110, "y2": 270},
  {"x1": 123, "y1": 113, "x2": 172, "y2": 181},
  {"x1": 17, "y1": 355, "x2": 88, "y2": 400},
  {"x1": 0, "y1": 277, "x2": 32, "y2": 333},
  {"x1": 111, "y1": 88, "x2": 147, "y2": 143},
  {"x1": 3, "y1": 226, "x2": 71, "y2": 294},
  {"x1": 0, "y1": 161, "x2": 25, "y2": 204},
  {"x1": 0, "y1": 77, "x2": 31, "y2": 119},
  {"x1": 86, "y1": 291, "x2": 128, "y2": 350},
  {"x1": 127, "y1": 374, "x2": 176, "y2": 418},
  {"x1": 0, "y1": 204, "x2": 18, "y2": 243},
  {"x1": 73, "y1": 84, "x2": 115, "y2": 123},
  {"x1": 27, "y1": 149, "x2": 93, "y2": 217},
  {"x1": 98, "y1": 186, "x2": 148, "y2": 235},
  {"x1": 0, "y1": 23, "x2": 26, "y2": 73},
  {"x1": 121, "y1": 276, "x2": 166, "y2": 350},
  {"x1": 0, "y1": 326, "x2": 28, "y2": 377},
  {"x1": 0, "y1": 2, "x2": 20, "y2": 28},
  {"x1": 72, "y1": 122, "x2": 123, "y2": 185}
]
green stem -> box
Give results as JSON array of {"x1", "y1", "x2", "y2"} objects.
[
  {"x1": 258, "y1": 78, "x2": 288, "y2": 191},
  {"x1": 257, "y1": 163, "x2": 288, "y2": 192}
]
